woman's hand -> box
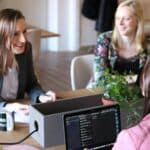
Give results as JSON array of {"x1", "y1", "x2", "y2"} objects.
[
  {"x1": 39, "y1": 90, "x2": 56, "y2": 103},
  {"x1": 124, "y1": 74, "x2": 137, "y2": 84},
  {"x1": 5, "y1": 103, "x2": 29, "y2": 115},
  {"x1": 102, "y1": 97, "x2": 116, "y2": 106}
]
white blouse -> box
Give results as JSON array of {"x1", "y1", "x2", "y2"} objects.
[{"x1": 1, "y1": 61, "x2": 18, "y2": 100}]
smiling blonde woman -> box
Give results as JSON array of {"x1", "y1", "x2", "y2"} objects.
[{"x1": 87, "y1": 0, "x2": 148, "y2": 89}]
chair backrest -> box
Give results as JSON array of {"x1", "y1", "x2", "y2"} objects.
[{"x1": 70, "y1": 54, "x2": 94, "y2": 90}]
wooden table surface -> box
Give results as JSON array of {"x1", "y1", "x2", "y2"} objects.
[
  {"x1": 27, "y1": 24, "x2": 60, "y2": 38},
  {"x1": 0, "y1": 88, "x2": 103, "y2": 150}
]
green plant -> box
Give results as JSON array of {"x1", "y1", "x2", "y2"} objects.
[{"x1": 97, "y1": 70, "x2": 143, "y2": 127}]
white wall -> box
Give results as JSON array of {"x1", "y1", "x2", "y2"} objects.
[
  {"x1": 0, "y1": 0, "x2": 47, "y2": 28},
  {"x1": 0, "y1": 0, "x2": 47, "y2": 50},
  {"x1": 46, "y1": 0, "x2": 81, "y2": 51},
  {"x1": 0, "y1": 0, "x2": 97, "y2": 51},
  {"x1": 80, "y1": 16, "x2": 97, "y2": 47},
  {"x1": 46, "y1": 0, "x2": 59, "y2": 51}
]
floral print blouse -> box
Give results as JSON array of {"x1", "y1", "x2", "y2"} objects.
[{"x1": 90, "y1": 31, "x2": 148, "y2": 88}]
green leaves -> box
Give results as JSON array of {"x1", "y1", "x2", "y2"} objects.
[
  {"x1": 99, "y1": 70, "x2": 142, "y2": 101},
  {"x1": 97, "y1": 69, "x2": 143, "y2": 127}
]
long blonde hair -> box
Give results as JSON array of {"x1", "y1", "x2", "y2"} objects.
[
  {"x1": 0, "y1": 8, "x2": 25, "y2": 75},
  {"x1": 112, "y1": 0, "x2": 145, "y2": 53}
]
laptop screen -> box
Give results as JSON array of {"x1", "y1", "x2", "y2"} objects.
[{"x1": 64, "y1": 104, "x2": 121, "y2": 150}]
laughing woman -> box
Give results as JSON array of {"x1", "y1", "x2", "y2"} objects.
[{"x1": 0, "y1": 8, "x2": 56, "y2": 116}]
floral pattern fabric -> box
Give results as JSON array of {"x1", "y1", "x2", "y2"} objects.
[{"x1": 90, "y1": 31, "x2": 148, "y2": 88}]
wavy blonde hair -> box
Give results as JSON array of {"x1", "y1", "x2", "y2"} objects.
[{"x1": 112, "y1": 0, "x2": 145, "y2": 53}]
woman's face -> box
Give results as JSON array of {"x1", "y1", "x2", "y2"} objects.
[
  {"x1": 11, "y1": 18, "x2": 27, "y2": 54},
  {"x1": 115, "y1": 6, "x2": 138, "y2": 37}
]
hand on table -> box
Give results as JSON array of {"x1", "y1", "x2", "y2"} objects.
[
  {"x1": 39, "y1": 90, "x2": 56, "y2": 103},
  {"x1": 102, "y1": 97, "x2": 116, "y2": 106},
  {"x1": 124, "y1": 74, "x2": 137, "y2": 84}
]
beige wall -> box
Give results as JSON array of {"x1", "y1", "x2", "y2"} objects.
[
  {"x1": 138, "y1": 0, "x2": 150, "y2": 21},
  {"x1": 119, "y1": 0, "x2": 150, "y2": 21}
]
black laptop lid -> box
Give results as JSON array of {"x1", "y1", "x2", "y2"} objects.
[{"x1": 64, "y1": 104, "x2": 121, "y2": 150}]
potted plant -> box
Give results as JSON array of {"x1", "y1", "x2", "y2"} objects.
[{"x1": 97, "y1": 69, "x2": 143, "y2": 127}]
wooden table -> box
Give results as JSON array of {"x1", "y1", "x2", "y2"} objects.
[
  {"x1": 0, "y1": 88, "x2": 103, "y2": 150},
  {"x1": 27, "y1": 24, "x2": 60, "y2": 38}
]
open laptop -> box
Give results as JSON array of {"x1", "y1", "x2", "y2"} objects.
[{"x1": 64, "y1": 104, "x2": 121, "y2": 150}]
